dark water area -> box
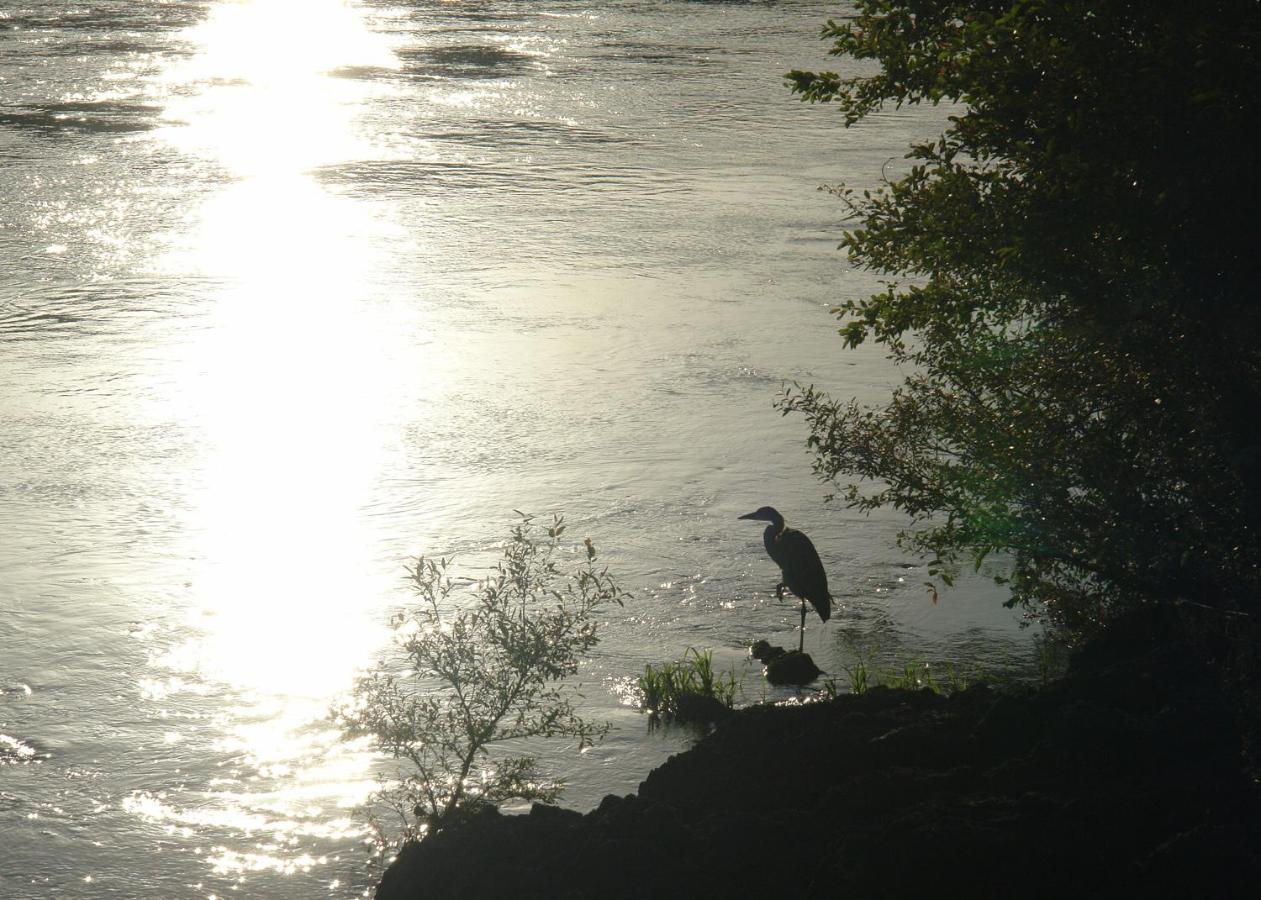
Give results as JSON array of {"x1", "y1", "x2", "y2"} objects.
[{"x1": 1, "y1": 2, "x2": 1040, "y2": 897}]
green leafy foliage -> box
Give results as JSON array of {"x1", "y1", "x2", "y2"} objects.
[
  {"x1": 782, "y1": 1, "x2": 1261, "y2": 636},
  {"x1": 336, "y1": 514, "x2": 629, "y2": 849},
  {"x1": 638, "y1": 648, "x2": 737, "y2": 719}
]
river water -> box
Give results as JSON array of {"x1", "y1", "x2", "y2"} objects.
[{"x1": 0, "y1": 2, "x2": 1038, "y2": 897}]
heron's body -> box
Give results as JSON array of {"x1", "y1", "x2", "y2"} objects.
[
  {"x1": 739, "y1": 506, "x2": 832, "y2": 651},
  {"x1": 762, "y1": 523, "x2": 831, "y2": 623}
]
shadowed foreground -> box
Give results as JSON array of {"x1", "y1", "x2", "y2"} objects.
[{"x1": 377, "y1": 613, "x2": 1259, "y2": 899}]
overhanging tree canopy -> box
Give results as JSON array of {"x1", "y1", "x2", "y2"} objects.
[{"x1": 783, "y1": 0, "x2": 1261, "y2": 634}]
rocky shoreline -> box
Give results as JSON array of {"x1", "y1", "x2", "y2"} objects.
[{"x1": 376, "y1": 612, "x2": 1260, "y2": 899}]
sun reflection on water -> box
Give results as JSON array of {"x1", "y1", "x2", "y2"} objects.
[
  {"x1": 140, "y1": 0, "x2": 414, "y2": 877},
  {"x1": 160, "y1": 0, "x2": 398, "y2": 177},
  {"x1": 154, "y1": 0, "x2": 406, "y2": 698},
  {"x1": 176, "y1": 263, "x2": 396, "y2": 697}
]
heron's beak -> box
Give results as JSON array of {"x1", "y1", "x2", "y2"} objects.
[{"x1": 738, "y1": 511, "x2": 759, "y2": 520}]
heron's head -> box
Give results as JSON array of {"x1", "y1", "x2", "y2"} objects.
[{"x1": 738, "y1": 506, "x2": 783, "y2": 525}]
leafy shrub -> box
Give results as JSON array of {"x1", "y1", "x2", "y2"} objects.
[{"x1": 336, "y1": 514, "x2": 629, "y2": 848}]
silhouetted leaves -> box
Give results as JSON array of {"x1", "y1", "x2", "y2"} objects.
[{"x1": 782, "y1": 1, "x2": 1261, "y2": 635}]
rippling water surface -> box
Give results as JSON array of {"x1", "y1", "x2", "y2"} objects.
[{"x1": 1, "y1": 2, "x2": 1038, "y2": 896}]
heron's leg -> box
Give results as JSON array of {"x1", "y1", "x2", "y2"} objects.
[{"x1": 799, "y1": 600, "x2": 807, "y2": 654}]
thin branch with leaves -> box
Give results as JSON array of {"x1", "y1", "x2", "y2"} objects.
[{"x1": 335, "y1": 513, "x2": 630, "y2": 851}]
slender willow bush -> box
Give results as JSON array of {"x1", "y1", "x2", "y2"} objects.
[{"x1": 336, "y1": 514, "x2": 629, "y2": 849}]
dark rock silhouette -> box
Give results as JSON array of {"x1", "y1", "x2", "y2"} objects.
[
  {"x1": 376, "y1": 610, "x2": 1260, "y2": 899},
  {"x1": 669, "y1": 691, "x2": 734, "y2": 725},
  {"x1": 765, "y1": 649, "x2": 821, "y2": 685},
  {"x1": 751, "y1": 640, "x2": 822, "y2": 685}
]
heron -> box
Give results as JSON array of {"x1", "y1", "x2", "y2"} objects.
[{"x1": 739, "y1": 506, "x2": 831, "y2": 652}]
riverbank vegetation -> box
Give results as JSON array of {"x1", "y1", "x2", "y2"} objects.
[
  {"x1": 335, "y1": 514, "x2": 629, "y2": 849},
  {"x1": 638, "y1": 648, "x2": 737, "y2": 722},
  {"x1": 782, "y1": 0, "x2": 1261, "y2": 762},
  {"x1": 374, "y1": 606, "x2": 1260, "y2": 899},
  {"x1": 359, "y1": 2, "x2": 1261, "y2": 892},
  {"x1": 783, "y1": 1, "x2": 1261, "y2": 636}
]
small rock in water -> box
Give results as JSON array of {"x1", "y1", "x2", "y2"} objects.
[
  {"x1": 750, "y1": 640, "x2": 787, "y2": 664},
  {"x1": 765, "y1": 650, "x2": 822, "y2": 686}
]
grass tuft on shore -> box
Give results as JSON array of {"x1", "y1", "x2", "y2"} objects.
[{"x1": 638, "y1": 648, "x2": 737, "y2": 721}]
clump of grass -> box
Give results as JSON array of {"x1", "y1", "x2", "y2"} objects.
[
  {"x1": 638, "y1": 648, "x2": 737, "y2": 721},
  {"x1": 840, "y1": 640, "x2": 876, "y2": 695},
  {"x1": 849, "y1": 661, "x2": 871, "y2": 694},
  {"x1": 828, "y1": 628, "x2": 1064, "y2": 700},
  {"x1": 883, "y1": 662, "x2": 942, "y2": 692},
  {"x1": 832, "y1": 633, "x2": 987, "y2": 697}
]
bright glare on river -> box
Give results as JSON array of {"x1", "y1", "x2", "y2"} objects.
[{"x1": 0, "y1": 2, "x2": 1039, "y2": 897}]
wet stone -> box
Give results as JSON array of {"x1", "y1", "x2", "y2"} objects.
[{"x1": 764, "y1": 650, "x2": 822, "y2": 686}]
